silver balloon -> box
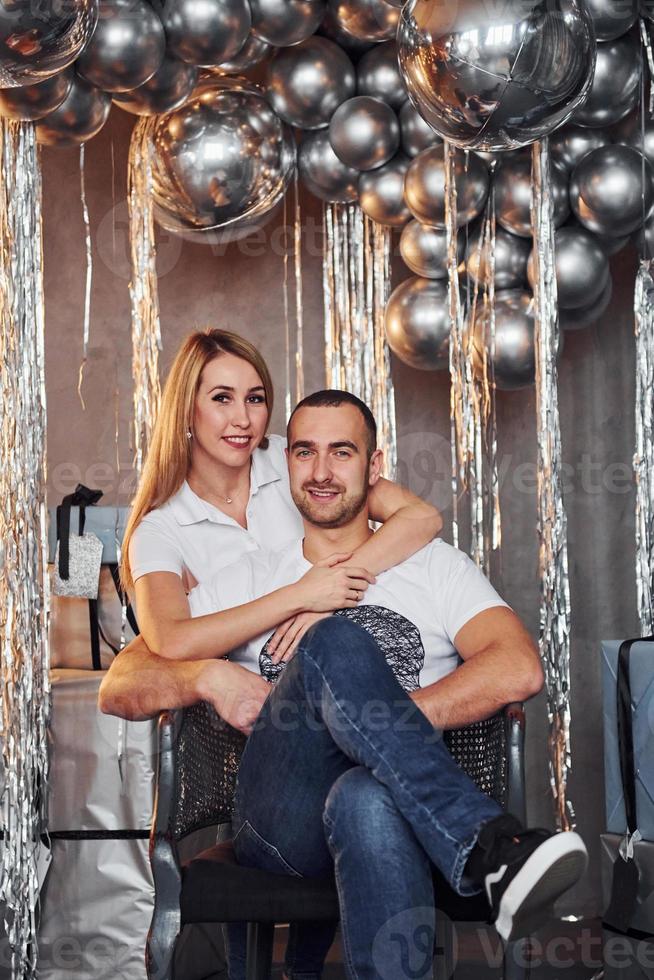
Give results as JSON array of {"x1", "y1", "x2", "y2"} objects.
[
  {"x1": 359, "y1": 152, "x2": 411, "y2": 226},
  {"x1": 570, "y1": 144, "x2": 654, "y2": 237},
  {"x1": 404, "y1": 145, "x2": 489, "y2": 228},
  {"x1": 77, "y1": 0, "x2": 165, "y2": 93},
  {"x1": 398, "y1": 0, "x2": 596, "y2": 151},
  {"x1": 250, "y1": 0, "x2": 326, "y2": 47},
  {"x1": 328, "y1": 0, "x2": 400, "y2": 42},
  {"x1": 357, "y1": 42, "x2": 407, "y2": 110},
  {"x1": 214, "y1": 32, "x2": 272, "y2": 72},
  {"x1": 318, "y1": 8, "x2": 376, "y2": 54},
  {"x1": 384, "y1": 276, "x2": 450, "y2": 370},
  {"x1": 157, "y1": 197, "x2": 284, "y2": 246},
  {"x1": 267, "y1": 36, "x2": 355, "y2": 129},
  {"x1": 398, "y1": 99, "x2": 441, "y2": 157},
  {"x1": 594, "y1": 230, "x2": 630, "y2": 256},
  {"x1": 112, "y1": 57, "x2": 197, "y2": 116},
  {"x1": 329, "y1": 96, "x2": 399, "y2": 171},
  {"x1": 573, "y1": 32, "x2": 641, "y2": 128},
  {"x1": 0, "y1": 0, "x2": 97, "y2": 88},
  {"x1": 473, "y1": 290, "x2": 543, "y2": 391},
  {"x1": 162, "y1": 0, "x2": 251, "y2": 67},
  {"x1": 0, "y1": 67, "x2": 72, "y2": 121},
  {"x1": 560, "y1": 275, "x2": 612, "y2": 331},
  {"x1": 612, "y1": 110, "x2": 654, "y2": 169},
  {"x1": 399, "y1": 220, "x2": 462, "y2": 279},
  {"x1": 466, "y1": 226, "x2": 530, "y2": 291},
  {"x1": 151, "y1": 78, "x2": 296, "y2": 238},
  {"x1": 299, "y1": 128, "x2": 359, "y2": 202},
  {"x1": 583, "y1": 0, "x2": 638, "y2": 42},
  {"x1": 527, "y1": 225, "x2": 609, "y2": 309},
  {"x1": 549, "y1": 124, "x2": 610, "y2": 173},
  {"x1": 35, "y1": 74, "x2": 110, "y2": 146},
  {"x1": 495, "y1": 155, "x2": 569, "y2": 238},
  {"x1": 634, "y1": 207, "x2": 654, "y2": 258}
]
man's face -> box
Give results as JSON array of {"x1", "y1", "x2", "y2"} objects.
[{"x1": 287, "y1": 404, "x2": 381, "y2": 529}]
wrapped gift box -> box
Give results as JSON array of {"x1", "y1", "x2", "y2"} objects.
[
  {"x1": 602, "y1": 640, "x2": 654, "y2": 841},
  {"x1": 601, "y1": 833, "x2": 654, "y2": 936}
]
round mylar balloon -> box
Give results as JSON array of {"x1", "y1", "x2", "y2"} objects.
[
  {"x1": 299, "y1": 128, "x2": 359, "y2": 203},
  {"x1": 399, "y1": 220, "x2": 462, "y2": 279},
  {"x1": 162, "y1": 0, "x2": 251, "y2": 67},
  {"x1": 328, "y1": 0, "x2": 400, "y2": 43},
  {"x1": 151, "y1": 78, "x2": 295, "y2": 239},
  {"x1": 570, "y1": 144, "x2": 654, "y2": 238},
  {"x1": 329, "y1": 96, "x2": 399, "y2": 171},
  {"x1": 384, "y1": 276, "x2": 450, "y2": 370},
  {"x1": 112, "y1": 57, "x2": 198, "y2": 117},
  {"x1": 77, "y1": 0, "x2": 165, "y2": 93},
  {"x1": 527, "y1": 225, "x2": 609, "y2": 309},
  {"x1": 0, "y1": 67, "x2": 72, "y2": 121},
  {"x1": 465, "y1": 226, "x2": 530, "y2": 291},
  {"x1": 267, "y1": 36, "x2": 355, "y2": 129},
  {"x1": 358, "y1": 153, "x2": 411, "y2": 226},
  {"x1": 0, "y1": 0, "x2": 97, "y2": 88},
  {"x1": 398, "y1": 0, "x2": 595, "y2": 151},
  {"x1": 495, "y1": 155, "x2": 569, "y2": 237},
  {"x1": 573, "y1": 32, "x2": 640, "y2": 128},
  {"x1": 404, "y1": 145, "x2": 488, "y2": 228},
  {"x1": 399, "y1": 100, "x2": 441, "y2": 157},
  {"x1": 357, "y1": 43, "x2": 407, "y2": 110},
  {"x1": 250, "y1": 0, "x2": 326, "y2": 47},
  {"x1": 472, "y1": 290, "x2": 541, "y2": 391},
  {"x1": 36, "y1": 74, "x2": 110, "y2": 145}
]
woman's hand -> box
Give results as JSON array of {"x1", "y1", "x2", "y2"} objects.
[
  {"x1": 293, "y1": 552, "x2": 376, "y2": 613},
  {"x1": 267, "y1": 611, "x2": 332, "y2": 664},
  {"x1": 199, "y1": 660, "x2": 271, "y2": 736}
]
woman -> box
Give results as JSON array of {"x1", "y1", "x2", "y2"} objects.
[{"x1": 120, "y1": 327, "x2": 443, "y2": 980}]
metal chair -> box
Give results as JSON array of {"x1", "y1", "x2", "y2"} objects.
[{"x1": 146, "y1": 699, "x2": 528, "y2": 980}]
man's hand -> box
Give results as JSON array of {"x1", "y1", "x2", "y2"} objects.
[
  {"x1": 198, "y1": 660, "x2": 271, "y2": 736},
  {"x1": 267, "y1": 611, "x2": 332, "y2": 664}
]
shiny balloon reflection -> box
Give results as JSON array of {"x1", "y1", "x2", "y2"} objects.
[
  {"x1": 385, "y1": 276, "x2": 450, "y2": 370},
  {"x1": 0, "y1": 0, "x2": 98, "y2": 88}
]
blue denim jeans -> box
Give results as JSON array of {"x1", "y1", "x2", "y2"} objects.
[{"x1": 231, "y1": 617, "x2": 502, "y2": 979}]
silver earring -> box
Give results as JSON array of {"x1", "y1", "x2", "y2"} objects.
[{"x1": 186, "y1": 429, "x2": 193, "y2": 440}]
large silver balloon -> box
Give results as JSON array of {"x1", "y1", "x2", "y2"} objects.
[
  {"x1": 250, "y1": 0, "x2": 326, "y2": 47},
  {"x1": 612, "y1": 111, "x2": 654, "y2": 169},
  {"x1": 299, "y1": 128, "x2": 359, "y2": 202},
  {"x1": 359, "y1": 152, "x2": 411, "y2": 226},
  {"x1": 399, "y1": 100, "x2": 441, "y2": 157},
  {"x1": 0, "y1": 0, "x2": 97, "y2": 88},
  {"x1": 162, "y1": 0, "x2": 251, "y2": 67},
  {"x1": 329, "y1": 96, "x2": 399, "y2": 171},
  {"x1": 113, "y1": 57, "x2": 198, "y2": 116},
  {"x1": 328, "y1": 0, "x2": 400, "y2": 42},
  {"x1": 77, "y1": 0, "x2": 165, "y2": 92},
  {"x1": 35, "y1": 74, "x2": 110, "y2": 146},
  {"x1": 398, "y1": 0, "x2": 595, "y2": 151},
  {"x1": 399, "y1": 220, "x2": 462, "y2": 279},
  {"x1": 472, "y1": 290, "x2": 542, "y2": 391},
  {"x1": 573, "y1": 32, "x2": 640, "y2": 128},
  {"x1": 527, "y1": 225, "x2": 609, "y2": 309},
  {"x1": 384, "y1": 276, "x2": 450, "y2": 370},
  {"x1": 0, "y1": 68, "x2": 72, "y2": 121},
  {"x1": 465, "y1": 226, "x2": 530, "y2": 291},
  {"x1": 151, "y1": 78, "x2": 295, "y2": 239},
  {"x1": 160, "y1": 198, "x2": 284, "y2": 246},
  {"x1": 267, "y1": 36, "x2": 355, "y2": 129},
  {"x1": 560, "y1": 276, "x2": 612, "y2": 331},
  {"x1": 583, "y1": 0, "x2": 638, "y2": 42},
  {"x1": 404, "y1": 145, "x2": 488, "y2": 228},
  {"x1": 549, "y1": 124, "x2": 610, "y2": 173},
  {"x1": 318, "y1": 8, "x2": 375, "y2": 55},
  {"x1": 357, "y1": 43, "x2": 407, "y2": 110},
  {"x1": 495, "y1": 155, "x2": 569, "y2": 238},
  {"x1": 214, "y1": 33, "x2": 272, "y2": 72},
  {"x1": 570, "y1": 144, "x2": 654, "y2": 237}
]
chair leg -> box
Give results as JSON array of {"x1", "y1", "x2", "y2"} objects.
[
  {"x1": 503, "y1": 937, "x2": 532, "y2": 980},
  {"x1": 434, "y1": 909, "x2": 457, "y2": 979},
  {"x1": 245, "y1": 922, "x2": 275, "y2": 980}
]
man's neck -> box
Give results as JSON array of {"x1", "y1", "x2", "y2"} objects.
[{"x1": 302, "y1": 513, "x2": 373, "y2": 564}]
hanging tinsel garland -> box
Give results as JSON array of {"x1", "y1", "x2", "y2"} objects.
[
  {"x1": 634, "y1": 260, "x2": 654, "y2": 634},
  {"x1": 323, "y1": 202, "x2": 397, "y2": 477},
  {"x1": 128, "y1": 117, "x2": 162, "y2": 474},
  {"x1": 530, "y1": 139, "x2": 574, "y2": 832},
  {"x1": 0, "y1": 119, "x2": 49, "y2": 980}
]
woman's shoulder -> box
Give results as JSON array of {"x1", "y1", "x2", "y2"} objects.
[{"x1": 256, "y1": 433, "x2": 288, "y2": 474}]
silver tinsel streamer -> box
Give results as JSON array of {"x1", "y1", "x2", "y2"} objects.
[
  {"x1": 283, "y1": 190, "x2": 292, "y2": 420},
  {"x1": 634, "y1": 260, "x2": 654, "y2": 634},
  {"x1": 530, "y1": 139, "x2": 574, "y2": 832},
  {"x1": 323, "y1": 203, "x2": 397, "y2": 476},
  {"x1": 128, "y1": 117, "x2": 162, "y2": 474},
  {"x1": 77, "y1": 144, "x2": 93, "y2": 410},
  {"x1": 0, "y1": 120, "x2": 49, "y2": 979},
  {"x1": 293, "y1": 172, "x2": 305, "y2": 405}
]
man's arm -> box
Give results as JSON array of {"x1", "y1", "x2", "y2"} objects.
[{"x1": 410, "y1": 606, "x2": 544, "y2": 730}]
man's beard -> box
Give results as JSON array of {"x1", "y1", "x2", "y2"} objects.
[{"x1": 291, "y1": 481, "x2": 368, "y2": 529}]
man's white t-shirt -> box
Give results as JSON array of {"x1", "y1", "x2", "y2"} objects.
[{"x1": 188, "y1": 538, "x2": 510, "y2": 691}]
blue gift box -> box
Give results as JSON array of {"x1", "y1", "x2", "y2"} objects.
[
  {"x1": 602, "y1": 640, "x2": 654, "y2": 842},
  {"x1": 47, "y1": 505, "x2": 129, "y2": 565}
]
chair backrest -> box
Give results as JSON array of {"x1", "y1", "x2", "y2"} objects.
[{"x1": 444, "y1": 715, "x2": 507, "y2": 807}]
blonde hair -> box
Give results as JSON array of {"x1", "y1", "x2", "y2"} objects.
[{"x1": 121, "y1": 328, "x2": 274, "y2": 591}]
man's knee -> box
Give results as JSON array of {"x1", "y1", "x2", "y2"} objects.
[
  {"x1": 323, "y1": 766, "x2": 396, "y2": 841},
  {"x1": 300, "y1": 616, "x2": 382, "y2": 668}
]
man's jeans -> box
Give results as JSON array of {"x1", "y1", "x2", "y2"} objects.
[{"x1": 231, "y1": 617, "x2": 502, "y2": 980}]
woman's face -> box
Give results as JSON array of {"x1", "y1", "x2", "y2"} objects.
[{"x1": 192, "y1": 353, "x2": 269, "y2": 468}]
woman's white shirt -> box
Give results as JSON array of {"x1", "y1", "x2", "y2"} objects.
[{"x1": 129, "y1": 435, "x2": 303, "y2": 585}]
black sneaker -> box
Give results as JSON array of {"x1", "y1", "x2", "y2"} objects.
[{"x1": 482, "y1": 826, "x2": 588, "y2": 942}]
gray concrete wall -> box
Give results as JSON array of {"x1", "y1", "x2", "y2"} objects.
[{"x1": 43, "y1": 106, "x2": 640, "y2": 919}]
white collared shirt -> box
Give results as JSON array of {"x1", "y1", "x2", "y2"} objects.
[{"x1": 129, "y1": 435, "x2": 303, "y2": 584}]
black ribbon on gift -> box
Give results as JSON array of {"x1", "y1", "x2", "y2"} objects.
[{"x1": 56, "y1": 483, "x2": 104, "y2": 581}]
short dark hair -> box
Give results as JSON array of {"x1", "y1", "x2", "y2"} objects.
[{"x1": 287, "y1": 389, "x2": 377, "y2": 458}]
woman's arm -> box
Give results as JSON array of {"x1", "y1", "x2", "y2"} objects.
[{"x1": 356, "y1": 477, "x2": 443, "y2": 575}]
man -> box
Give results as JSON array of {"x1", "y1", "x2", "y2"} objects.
[{"x1": 100, "y1": 390, "x2": 587, "y2": 978}]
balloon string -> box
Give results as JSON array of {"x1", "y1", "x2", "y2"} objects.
[{"x1": 77, "y1": 143, "x2": 93, "y2": 411}]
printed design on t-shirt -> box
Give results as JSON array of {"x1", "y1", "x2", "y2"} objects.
[{"x1": 258, "y1": 605, "x2": 425, "y2": 692}]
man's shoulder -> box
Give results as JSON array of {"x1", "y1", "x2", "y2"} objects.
[{"x1": 396, "y1": 538, "x2": 469, "y2": 573}]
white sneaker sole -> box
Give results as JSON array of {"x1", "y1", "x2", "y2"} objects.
[{"x1": 493, "y1": 832, "x2": 588, "y2": 943}]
